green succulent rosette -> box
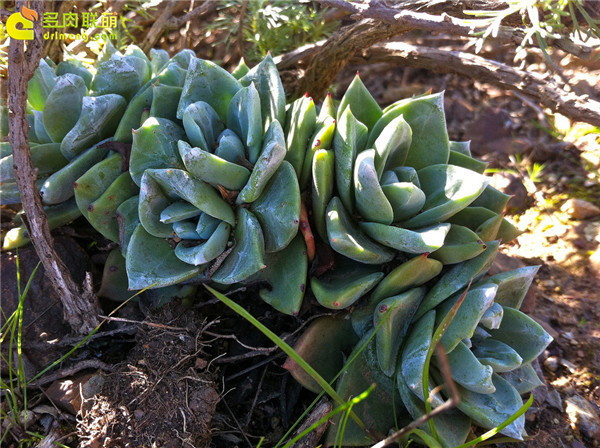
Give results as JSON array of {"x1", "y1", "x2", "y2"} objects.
[
  {"x1": 6, "y1": 43, "x2": 553, "y2": 446},
  {"x1": 75, "y1": 50, "x2": 307, "y2": 314},
  {"x1": 1, "y1": 43, "x2": 147, "y2": 250},
  {"x1": 282, "y1": 76, "x2": 551, "y2": 446}
]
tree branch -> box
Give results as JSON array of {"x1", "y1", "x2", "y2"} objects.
[
  {"x1": 296, "y1": 18, "x2": 412, "y2": 101},
  {"x1": 353, "y1": 41, "x2": 600, "y2": 127},
  {"x1": 9, "y1": 1, "x2": 101, "y2": 335},
  {"x1": 316, "y1": 0, "x2": 592, "y2": 59},
  {"x1": 139, "y1": 1, "x2": 216, "y2": 53}
]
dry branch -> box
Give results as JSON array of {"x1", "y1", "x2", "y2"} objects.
[
  {"x1": 139, "y1": 0, "x2": 216, "y2": 53},
  {"x1": 8, "y1": 1, "x2": 102, "y2": 335},
  {"x1": 317, "y1": 0, "x2": 592, "y2": 59},
  {"x1": 353, "y1": 41, "x2": 600, "y2": 127},
  {"x1": 296, "y1": 18, "x2": 412, "y2": 101}
]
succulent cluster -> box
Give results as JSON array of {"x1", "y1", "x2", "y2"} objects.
[
  {"x1": 2, "y1": 44, "x2": 552, "y2": 447},
  {"x1": 1, "y1": 46, "x2": 127, "y2": 249}
]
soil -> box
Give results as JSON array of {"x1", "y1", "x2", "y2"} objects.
[
  {"x1": 77, "y1": 303, "x2": 220, "y2": 448},
  {"x1": 1, "y1": 9, "x2": 600, "y2": 448}
]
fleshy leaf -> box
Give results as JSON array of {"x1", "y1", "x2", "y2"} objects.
[
  {"x1": 179, "y1": 141, "x2": 250, "y2": 191},
  {"x1": 454, "y1": 373, "x2": 526, "y2": 440},
  {"x1": 326, "y1": 331, "x2": 403, "y2": 446},
  {"x1": 74, "y1": 153, "x2": 123, "y2": 220},
  {"x1": 430, "y1": 224, "x2": 486, "y2": 265},
  {"x1": 416, "y1": 240, "x2": 499, "y2": 319},
  {"x1": 130, "y1": 117, "x2": 186, "y2": 186},
  {"x1": 87, "y1": 172, "x2": 139, "y2": 242},
  {"x1": 177, "y1": 58, "x2": 242, "y2": 121},
  {"x1": 397, "y1": 370, "x2": 471, "y2": 448},
  {"x1": 371, "y1": 93, "x2": 449, "y2": 170},
  {"x1": 146, "y1": 169, "x2": 235, "y2": 225},
  {"x1": 375, "y1": 287, "x2": 426, "y2": 376},
  {"x1": 337, "y1": 74, "x2": 382, "y2": 130},
  {"x1": 311, "y1": 149, "x2": 335, "y2": 241},
  {"x1": 237, "y1": 120, "x2": 286, "y2": 204},
  {"x1": 402, "y1": 164, "x2": 489, "y2": 229},
  {"x1": 285, "y1": 95, "x2": 317, "y2": 177},
  {"x1": 126, "y1": 224, "x2": 200, "y2": 290},
  {"x1": 257, "y1": 235, "x2": 307, "y2": 315},
  {"x1": 311, "y1": 260, "x2": 383, "y2": 309},
  {"x1": 250, "y1": 161, "x2": 300, "y2": 252},
  {"x1": 501, "y1": 363, "x2": 544, "y2": 394},
  {"x1": 436, "y1": 284, "x2": 498, "y2": 353},
  {"x1": 42, "y1": 73, "x2": 87, "y2": 142},
  {"x1": 284, "y1": 315, "x2": 359, "y2": 393},
  {"x1": 326, "y1": 197, "x2": 395, "y2": 265},
  {"x1": 334, "y1": 107, "x2": 368, "y2": 212},
  {"x1": 442, "y1": 340, "x2": 495, "y2": 393},
  {"x1": 239, "y1": 54, "x2": 286, "y2": 133},
  {"x1": 471, "y1": 337, "x2": 523, "y2": 372},
  {"x1": 227, "y1": 83, "x2": 262, "y2": 162},
  {"x1": 354, "y1": 149, "x2": 393, "y2": 224},
  {"x1": 359, "y1": 222, "x2": 450, "y2": 254},
  {"x1": 211, "y1": 208, "x2": 265, "y2": 284},
  {"x1": 175, "y1": 222, "x2": 231, "y2": 265},
  {"x1": 487, "y1": 307, "x2": 553, "y2": 364},
  {"x1": 61, "y1": 94, "x2": 127, "y2": 160}
]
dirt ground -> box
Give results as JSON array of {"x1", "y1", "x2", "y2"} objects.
[{"x1": 2, "y1": 11, "x2": 600, "y2": 448}]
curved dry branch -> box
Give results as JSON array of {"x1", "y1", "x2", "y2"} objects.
[
  {"x1": 9, "y1": 1, "x2": 101, "y2": 335},
  {"x1": 316, "y1": 0, "x2": 592, "y2": 59},
  {"x1": 296, "y1": 18, "x2": 412, "y2": 101},
  {"x1": 354, "y1": 41, "x2": 600, "y2": 127}
]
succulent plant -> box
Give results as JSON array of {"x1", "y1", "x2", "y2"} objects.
[
  {"x1": 280, "y1": 77, "x2": 552, "y2": 445},
  {"x1": 71, "y1": 48, "x2": 309, "y2": 314},
  {"x1": 1, "y1": 44, "x2": 134, "y2": 250},
  {"x1": 4, "y1": 43, "x2": 552, "y2": 447}
]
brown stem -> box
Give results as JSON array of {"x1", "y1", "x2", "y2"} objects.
[
  {"x1": 354, "y1": 41, "x2": 600, "y2": 127},
  {"x1": 9, "y1": 0, "x2": 101, "y2": 335}
]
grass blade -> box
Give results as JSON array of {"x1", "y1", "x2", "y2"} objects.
[{"x1": 205, "y1": 285, "x2": 373, "y2": 438}]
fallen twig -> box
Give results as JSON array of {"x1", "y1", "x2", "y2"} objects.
[{"x1": 30, "y1": 359, "x2": 117, "y2": 388}]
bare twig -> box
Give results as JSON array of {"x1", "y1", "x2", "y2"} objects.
[
  {"x1": 353, "y1": 41, "x2": 600, "y2": 127},
  {"x1": 98, "y1": 315, "x2": 187, "y2": 331},
  {"x1": 289, "y1": 398, "x2": 333, "y2": 448},
  {"x1": 30, "y1": 359, "x2": 117, "y2": 388},
  {"x1": 8, "y1": 1, "x2": 102, "y2": 335}
]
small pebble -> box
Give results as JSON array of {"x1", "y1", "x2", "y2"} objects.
[
  {"x1": 554, "y1": 418, "x2": 560, "y2": 425},
  {"x1": 195, "y1": 358, "x2": 208, "y2": 370},
  {"x1": 563, "y1": 331, "x2": 575, "y2": 340},
  {"x1": 561, "y1": 198, "x2": 600, "y2": 220},
  {"x1": 134, "y1": 409, "x2": 144, "y2": 420},
  {"x1": 561, "y1": 359, "x2": 578, "y2": 374},
  {"x1": 544, "y1": 355, "x2": 560, "y2": 372},
  {"x1": 577, "y1": 351, "x2": 585, "y2": 358},
  {"x1": 565, "y1": 395, "x2": 600, "y2": 440},
  {"x1": 569, "y1": 339, "x2": 579, "y2": 346},
  {"x1": 546, "y1": 389, "x2": 563, "y2": 410},
  {"x1": 565, "y1": 435, "x2": 574, "y2": 442}
]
